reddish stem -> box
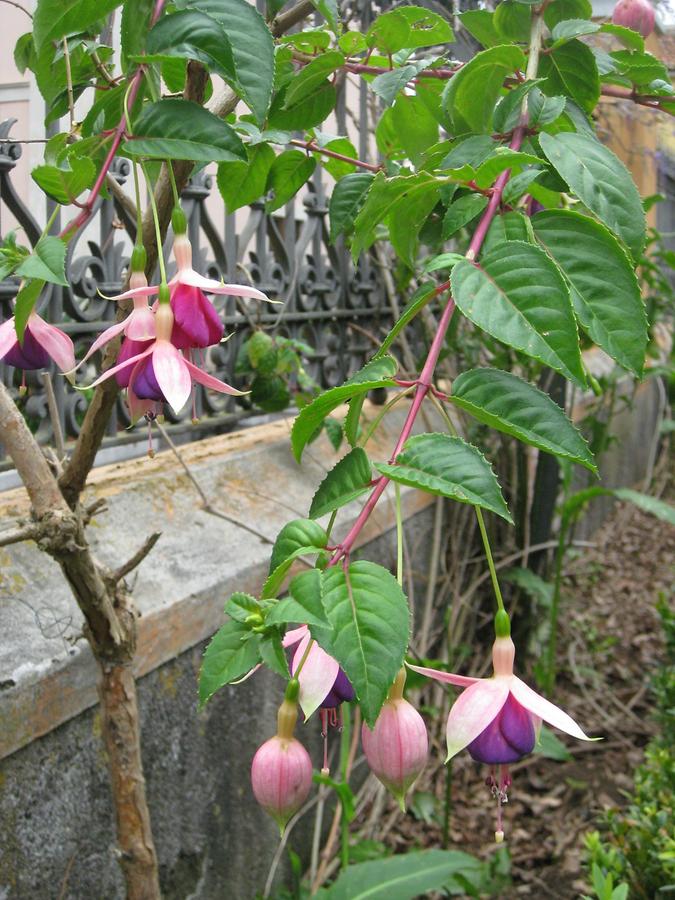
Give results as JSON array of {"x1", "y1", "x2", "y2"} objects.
[
  {"x1": 345, "y1": 61, "x2": 462, "y2": 79},
  {"x1": 58, "y1": 0, "x2": 167, "y2": 240},
  {"x1": 290, "y1": 138, "x2": 381, "y2": 173},
  {"x1": 329, "y1": 122, "x2": 528, "y2": 566}
]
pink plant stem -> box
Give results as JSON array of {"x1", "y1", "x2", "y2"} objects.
[
  {"x1": 290, "y1": 138, "x2": 381, "y2": 172},
  {"x1": 59, "y1": 0, "x2": 167, "y2": 240},
  {"x1": 330, "y1": 122, "x2": 528, "y2": 566}
]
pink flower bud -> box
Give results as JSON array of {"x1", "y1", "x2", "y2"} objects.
[
  {"x1": 251, "y1": 735, "x2": 313, "y2": 831},
  {"x1": 612, "y1": 0, "x2": 655, "y2": 38},
  {"x1": 361, "y1": 697, "x2": 428, "y2": 809}
]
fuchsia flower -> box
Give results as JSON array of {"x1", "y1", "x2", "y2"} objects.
[
  {"x1": 84, "y1": 301, "x2": 246, "y2": 416},
  {"x1": 251, "y1": 688, "x2": 313, "y2": 832},
  {"x1": 283, "y1": 625, "x2": 355, "y2": 720},
  {"x1": 409, "y1": 632, "x2": 596, "y2": 840},
  {"x1": 612, "y1": 0, "x2": 655, "y2": 37},
  {"x1": 361, "y1": 669, "x2": 428, "y2": 809},
  {"x1": 168, "y1": 234, "x2": 273, "y2": 349},
  {"x1": 0, "y1": 311, "x2": 75, "y2": 376}
]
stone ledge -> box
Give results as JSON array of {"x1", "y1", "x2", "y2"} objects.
[{"x1": 0, "y1": 400, "x2": 437, "y2": 760}]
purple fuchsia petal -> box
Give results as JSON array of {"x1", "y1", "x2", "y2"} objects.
[
  {"x1": 510, "y1": 677, "x2": 596, "y2": 742},
  {"x1": 170, "y1": 283, "x2": 224, "y2": 349},
  {"x1": 115, "y1": 338, "x2": 154, "y2": 387},
  {"x1": 467, "y1": 693, "x2": 535, "y2": 765},
  {"x1": 445, "y1": 678, "x2": 510, "y2": 762},
  {"x1": 2, "y1": 322, "x2": 50, "y2": 369},
  {"x1": 131, "y1": 356, "x2": 165, "y2": 402},
  {"x1": 320, "y1": 667, "x2": 355, "y2": 709}
]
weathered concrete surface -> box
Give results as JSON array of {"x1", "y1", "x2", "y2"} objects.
[{"x1": 0, "y1": 400, "x2": 437, "y2": 898}]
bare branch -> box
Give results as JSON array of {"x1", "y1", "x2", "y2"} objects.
[
  {"x1": 270, "y1": 0, "x2": 315, "y2": 36},
  {"x1": 0, "y1": 522, "x2": 38, "y2": 547},
  {"x1": 113, "y1": 531, "x2": 162, "y2": 583}
]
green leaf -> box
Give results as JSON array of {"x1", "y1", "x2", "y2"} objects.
[
  {"x1": 609, "y1": 49, "x2": 668, "y2": 86},
  {"x1": 551, "y1": 18, "x2": 600, "y2": 45},
  {"x1": 367, "y1": 7, "x2": 452, "y2": 53},
  {"x1": 16, "y1": 235, "x2": 68, "y2": 287},
  {"x1": 501, "y1": 169, "x2": 544, "y2": 205},
  {"x1": 451, "y1": 241, "x2": 585, "y2": 385},
  {"x1": 532, "y1": 209, "x2": 647, "y2": 375},
  {"x1": 390, "y1": 93, "x2": 439, "y2": 165},
  {"x1": 538, "y1": 40, "x2": 599, "y2": 114},
  {"x1": 329, "y1": 172, "x2": 375, "y2": 243},
  {"x1": 319, "y1": 561, "x2": 409, "y2": 726},
  {"x1": 262, "y1": 546, "x2": 326, "y2": 601},
  {"x1": 217, "y1": 143, "x2": 274, "y2": 214},
  {"x1": 375, "y1": 433, "x2": 512, "y2": 522},
  {"x1": 598, "y1": 22, "x2": 644, "y2": 52},
  {"x1": 284, "y1": 50, "x2": 344, "y2": 107},
  {"x1": 174, "y1": 0, "x2": 274, "y2": 123},
  {"x1": 123, "y1": 99, "x2": 246, "y2": 163},
  {"x1": 388, "y1": 181, "x2": 439, "y2": 267},
  {"x1": 352, "y1": 172, "x2": 440, "y2": 258},
  {"x1": 266, "y1": 569, "x2": 331, "y2": 630},
  {"x1": 442, "y1": 194, "x2": 488, "y2": 240},
  {"x1": 224, "y1": 592, "x2": 261, "y2": 623},
  {"x1": 375, "y1": 282, "x2": 437, "y2": 357},
  {"x1": 265, "y1": 150, "x2": 316, "y2": 212},
  {"x1": 322, "y1": 849, "x2": 485, "y2": 900},
  {"x1": 443, "y1": 45, "x2": 526, "y2": 134},
  {"x1": 459, "y1": 10, "x2": 501, "y2": 49},
  {"x1": 199, "y1": 621, "x2": 261, "y2": 705},
  {"x1": 494, "y1": 1, "x2": 531, "y2": 41},
  {"x1": 371, "y1": 61, "x2": 428, "y2": 107},
  {"x1": 259, "y1": 631, "x2": 290, "y2": 679},
  {"x1": 344, "y1": 397, "x2": 363, "y2": 448},
  {"x1": 32, "y1": 157, "x2": 95, "y2": 205},
  {"x1": 544, "y1": 0, "x2": 592, "y2": 29},
  {"x1": 13, "y1": 280, "x2": 45, "y2": 344},
  {"x1": 422, "y1": 252, "x2": 465, "y2": 273},
  {"x1": 146, "y1": 10, "x2": 237, "y2": 83},
  {"x1": 0, "y1": 231, "x2": 29, "y2": 280},
  {"x1": 535, "y1": 724, "x2": 573, "y2": 761},
  {"x1": 309, "y1": 448, "x2": 372, "y2": 519},
  {"x1": 612, "y1": 489, "x2": 675, "y2": 526},
  {"x1": 269, "y1": 81, "x2": 337, "y2": 131},
  {"x1": 538, "y1": 132, "x2": 646, "y2": 260},
  {"x1": 291, "y1": 356, "x2": 398, "y2": 461},
  {"x1": 121, "y1": 0, "x2": 154, "y2": 72},
  {"x1": 269, "y1": 519, "x2": 328, "y2": 574},
  {"x1": 481, "y1": 210, "x2": 531, "y2": 254},
  {"x1": 450, "y1": 368, "x2": 596, "y2": 471},
  {"x1": 528, "y1": 88, "x2": 566, "y2": 127},
  {"x1": 472, "y1": 149, "x2": 544, "y2": 190},
  {"x1": 33, "y1": 0, "x2": 119, "y2": 51},
  {"x1": 311, "y1": 0, "x2": 339, "y2": 32},
  {"x1": 493, "y1": 81, "x2": 544, "y2": 134}
]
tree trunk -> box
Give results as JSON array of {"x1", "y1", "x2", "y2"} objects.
[{"x1": 99, "y1": 664, "x2": 161, "y2": 900}]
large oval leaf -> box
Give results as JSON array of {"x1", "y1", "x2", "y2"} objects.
[
  {"x1": 199, "y1": 621, "x2": 260, "y2": 706},
  {"x1": 291, "y1": 356, "x2": 398, "y2": 462},
  {"x1": 309, "y1": 448, "x2": 373, "y2": 519},
  {"x1": 123, "y1": 99, "x2": 246, "y2": 163},
  {"x1": 451, "y1": 241, "x2": 585, "y2": 386},
  {"x1": 532, "y1": 209, "x2": 647, "y2": 376},
  {"x1": 319, "y1": 561, "x2": 410, "y2": 727},
  {"x1": 450, "y1": 368, "x2": 596, "y2": 472},
  {"x1": 375, "y1": 433, "x2": 512, "y2": 522},
  {"x1": 174, "y1": 0, "x2": 274, "y2": 123},
  {"x1": 538, "y1": 39, "x2": 600, "y2": 113},
  {"x1": 33, "y1": 0, "x2": 120, "y2": 51},
  {"x1": 268, "y1": 519, "x2": 327, "y2": 574},
  {"x1": 539, "y1": 132, "x2": 646, "y2": 260},
  {"x1": 146, "y1": 10, "x2": 237, "y2": 83},
  {"x1": 329, "y1": 172, "x2": 375, "y2": 242}
]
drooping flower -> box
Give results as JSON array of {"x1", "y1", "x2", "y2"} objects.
[
  {"x1": 361, "y1": 669, "x2": 428, "y2": 809},
  {"x1": 0, "y1": 311, "x2": 75, "y2": 379},
  {"x1": 250, "y1": 684, "x2": 313, "y2": 833},
  {"x1": 283, "y1": 625, "x2": 355, "y2": 720},
  {"x1": 612, "y1": 0, "x2": 655, "y2": 37},
  {"x1": 409, "y1": 621, "x2": 596, "y2": 840},
  {"x1": 168, "y1": 232, "x2": 274, "y2": 350},
  {"x1": 83, "y1": 300, "x2": 246, "y2": 415}
]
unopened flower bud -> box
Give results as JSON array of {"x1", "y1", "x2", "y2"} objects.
[
  {"x1": 612, "y1": 0, "x2": 655, "y2": 37},
  {"x1": 361, "y1": 670, "x2": 428, "y2": 809}
]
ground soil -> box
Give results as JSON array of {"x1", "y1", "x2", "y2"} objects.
[{"x1": 352, "y1": 495, "x2": 675, "y2": 898}]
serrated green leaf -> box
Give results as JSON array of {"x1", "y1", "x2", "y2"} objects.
[
  {"x1": 535, "y1": 725, "x2": 573, "y2": 760},
  {"x1": 532, "y1": 209, "x2": 647, "y2": 375},
  {"x1": 13, "y1": 280, "x2": 45, "y2": 344},
  {"x1": 265, "y1": 150, "x2": 316, "y2": 212},
  {"x1": 551, "y1": 18, "x2": 600, "y2": 46},
  {"x1": 291, "y1": 357, "x2": 398, "y2": 462},
  {"x1": 199, "y1": 621, "x2": 261, "y2": 705},
  {"x1": 501, "y1": 169, "x2": 544, "y2": 205},
  {"x1": 539, "y1": 132, "x2": 645, "y2": 260},
  {"x1": 224, "y1": 592, "x2": 261, "y2": 622},
  {"x1": 319, "y1": 561, "x2": 409, "y2": 726},
  {"x1": 329, "y1": 172, "x2": 375, "y2": 243},
  {"x1": 375, "y1": 282, "x2": 437, "y2": 357},
  {"x1": 16, "y1": 235, "x2": 68, "y2": 287},
  {"x1": 262, "y1": 546, "x2": 326, "y2": 600},
  {"x1": 451, "y1": 241, "x2": 585, "y2": 385},
  {"x1": 33, "y1": 0, "x2": 119, "y2": 51},
  {"x1": 459, "y1": 10, "x2": 501, "y2": 49},
  {"x1": 367, "y1": 7, "x2": 452, "y2": 53},
  {"x1": 371, "y1": 62, "x2": 424, "y2": 107},
  {"x1": 609, "y1": 49, "x2": 668, "y2": 86},
  {"x1": 481, "y1": 210, "x2": 531, "y2": 254},
  {"x1": 123, "y1": 99, "x2": 246, "y2": 163},
  {"x1": 309, "y1": 448, "x2": 372, "y2": 519},
  {"x1": 269, "y1": 519, "x2": 328, "y2": 574},
  {"x1": 259, "y1": 631, "x2": 291, "y2": 678},
  {"x1": 269, "y1": 81, "x2": 336, "y2": 131},
  {"x1": 612, "y1": 489, "x2": 675, "y2": 526},
  {"x1": 544, "y1": 0, "x2": 592, "y2": 29},
  {"x1": 146, "y1": 10, "x2": 237, "y2": 84},
  {"x1": 598, "y1": 22, "x2": 644, "y2": 52},
  {"x1": 174, "y1": 0, "x2": 274, "y2": 123},
  {"x1": 494, "y1": 1, "x2": 531, "y2": 41},
  {"x1": 121, "y1": 0, "x2": 154, "y2": 72},
  {"x1": 322, "y1": 850, "x2": 484, "y2": 900},
  {"x1": 32, "y1": 157, "x2": 95, "y2": 205},
  {"x1": 390, "y1": 92, "x2": 439, "y2": 165},
  {"x1": 528, "y1": 88, "x2": 566, "y2": 126},
  {"x1": 443, "y1": 45, "x2": 526, "y2": 134},
  {"x1": 285, "y1": 50, "x2": 344, "y2": 107},
  {"x1": 442, "y1": 194, "x2": 488, "y2": 240},
  {"x1": 268, "y1": 569, "x2": 331, "y2": 628},
  {"x1": 344, "y1": 398, "x2": 363, "y2": 447},
  {"x1": 217, "y1": 143, "x2": 274, "y2": 214},
  {"x1": 472, "y1": 150, "x2": 544, "y2": 189},
  {"x1": 538, "y1": 39, "x2": 599, "y2": 113},
  {"x1": 375, "y1": 432, "x2": 512, "y2": 522},
  {"x1": 493, "y1": 80, "x2": 544, "y2": 134},
  {"x1": 388, "y1": 179, "x2": 439, "y2": 267},
  {"x1": 450, "y1": 368, "x2": 596, "y2": 471}
]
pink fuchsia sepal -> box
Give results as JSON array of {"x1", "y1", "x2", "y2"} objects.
[{"x1": 0, "y1": 312, "x2": 76, "y2": 377}]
